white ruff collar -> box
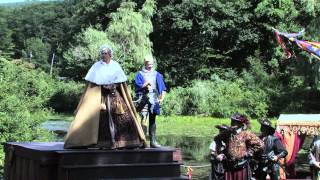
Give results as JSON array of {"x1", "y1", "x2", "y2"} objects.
[{"x1": 142, "y1": 67, "x2": 155, "y2": 73}]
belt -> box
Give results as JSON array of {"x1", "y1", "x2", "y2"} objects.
[{"x1": 102, "y1": 84, "x2": 117, "y2": 95}]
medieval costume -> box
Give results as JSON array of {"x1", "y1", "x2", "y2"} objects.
[
  {"x1": 255, "y1": 119, "x2": 288, "y2": 180},
  {"x1": 309, "y1": 135, "x2": 320, "y2": 180},
  {"x1": 64, "y1": 57, "x2": 146, "y2": 149},
  {"x1": 134, "y1": 55, "x2": 166, "y2": 148},
  {"x1": 210, "y1": 125, "x2": 231, "y2": 180},
  {"x1": 224, "y1": 113, "x2": 264, "y2": 180}
]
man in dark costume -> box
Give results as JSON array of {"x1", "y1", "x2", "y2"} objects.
[
  {"x1": 224, "y1": 113, "x2": 264, "y2": 180},
  {"x1": 255, "y1": 118, "x2": 288, "y2": 180},
  {"x1": 209, "y1": 124, "x2": 231, "y2": 180},
  {"x1": 309, "y1": 135, "x2": 320, "y2": 180},
  {"x1": 64, "y1": 44, "x2": 146, "y2": 149}
]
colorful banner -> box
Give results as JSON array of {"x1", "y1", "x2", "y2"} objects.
[
  {"x1": 273, "y1": 28, "x2": 320, "y2": 60},
  {"x1": 294, "y1": 39, "x2": 320, "y2": 60}
]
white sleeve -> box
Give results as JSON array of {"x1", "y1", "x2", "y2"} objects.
[
  {"x1": 309, "y1": 141, "x2": 319, "y2": 166},
  {"x1": 209, "y1": 141, "x2": 216, "y2": 151}
]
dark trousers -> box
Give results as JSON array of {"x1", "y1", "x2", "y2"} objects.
[
  {"x1": 211, "y1": 161, "x2": 224, "y2": 180},
  {"x1": 149, "y1": 112, "x2": 156, "y2": 127},
  {"x1": 255, "y1": 164, "x2": 279, "y2": 180}
]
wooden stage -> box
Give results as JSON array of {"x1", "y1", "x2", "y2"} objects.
[{"x1": 4, "y1": 142, "x2": 187, "y2": 180}]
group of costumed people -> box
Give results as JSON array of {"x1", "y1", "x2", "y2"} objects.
[
  {"x1": 209, "y1": 113, "x2": 288, "y2": 180},
  {"x1": 64, "y1": 44, "x2": 166, "y2": 149}
]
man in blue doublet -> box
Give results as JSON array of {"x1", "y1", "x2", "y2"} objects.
[{"x1": 134, "y1": 55, "x2": 166, "y2": 148}]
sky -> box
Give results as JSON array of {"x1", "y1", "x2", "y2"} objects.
[
  {"x1": 0, "y1": 0, "x2": 51, "y2": 4},
  {"x1": 0, "y1": 0, "x2": 25, "y2": 3}
]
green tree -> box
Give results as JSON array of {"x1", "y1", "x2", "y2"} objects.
[
  {"x1": 62, "y1": 27, "x2": 115, "y2": 79},
  {"x1": 151, "y1": 0, "x2": 320, "y2": 87},
  {"x1": 70, "y1": 0, "x2": 121, "y2": 30},
  {"x1": 152, "y1": 0, "x2": 262, "y2": 86},
  {"x1": 106, "y1": 0, "x2": 156, "y2": 78},
  {"x1": 22, "y1": 37, "x2": 51, "y2": 71},
  {"x1": 7, "y1": 1, "x2": 83, "y2": 63},
  {"x1": 0, "y1": 7, "x2": 14, "y2": 58},
  {"x1": 0, "y1": 58, "x2": 55, "y2": 170},
  {"x1": 63, "y1": 0, "x2": 156, "y2": 80}
]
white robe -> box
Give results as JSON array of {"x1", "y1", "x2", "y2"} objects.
[{"x1": 85, "y1": 60, "x2": 127, "y2": 85}]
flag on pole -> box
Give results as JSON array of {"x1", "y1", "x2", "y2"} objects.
[
  {"x1": 272, "y1": 28, "x2": 305, "y2": 39},
  {"x1": 273, "y1": 28, "x2": 320, "y2": 60},
  {"x1": 294, "y1": 40, "x2": 320, "y2": 60},
  {"x1": 274, "y1": 31, "x2": 292, "y2": 58}
]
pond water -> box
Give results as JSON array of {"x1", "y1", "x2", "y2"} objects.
[{"x1": 42, "y1": 120, "x2": 70, "y2": 141}]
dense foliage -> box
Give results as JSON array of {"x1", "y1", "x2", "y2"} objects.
[
  {"x1": 0, "y1": 0, "x2": 320, "y2": 117},
  {"x1": 48, "y1": 81, "x2": 84, "y2": 113},
  {"x1": 22, "y1": 37, "x2": 51, "y2": 71},
  {"x1": 0, "y1": 57, "x2": 84, "y2": 172},
  {"x1": 0, "y1": 58, "x2": 55, "y2": 170},
  {"x1": 62, "y1": 0, "x2": 155, "y2": 80}
]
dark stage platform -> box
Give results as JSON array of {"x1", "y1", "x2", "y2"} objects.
[{"x1": 4, "y1": 142, "x2": 187, "y2": 180}]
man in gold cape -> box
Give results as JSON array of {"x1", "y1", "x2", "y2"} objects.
[{"x1": 64, "y1": 45, "x2": 146, "y2": 149}]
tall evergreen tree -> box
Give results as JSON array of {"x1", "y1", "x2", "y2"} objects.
[{"x1": 106, "y1": 0, "x2": 156, "y2": 77}]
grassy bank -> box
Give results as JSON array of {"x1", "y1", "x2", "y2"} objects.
[
  {"x1": 157, "y1": 115, "x2": 271, "y2": 137},
  {"x1": 48, "y1": 113, "x2": 74, "y2": 121}
]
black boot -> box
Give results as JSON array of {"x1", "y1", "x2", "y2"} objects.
[{"x1": 149, "y1": 123, "x2": 161, "y2": 148}]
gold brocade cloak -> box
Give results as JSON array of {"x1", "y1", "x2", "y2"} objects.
[{"x1": 64, "y1": 82, "x2": 146, "y2": 149}]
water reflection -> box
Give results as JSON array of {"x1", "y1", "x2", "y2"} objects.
[
  {"x1": 158, "y1": 135, "x2": 212, "y2": 179},
  {"x1": 42, "y1": 121, "x2": 69, "y2": 141},
  {"x1": 158, "y1": 135, "x2": 211, "y2": 161}
]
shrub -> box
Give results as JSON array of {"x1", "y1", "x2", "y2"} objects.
[
  {"x1": 161, "y1": 87, "x2": 190, "y2": 115},
  {"x1": 48, "y1": 81, "x2": 83, "y2": 113},
  {"x1": 22, "y1": 37, "x2": 51, "y2": 72},
  {"x1": 0, "y1": 58, "x2": 55, "y2": 172},
  {"x1": 161, "y1": 78, "x2": 269, "y2": 118}
]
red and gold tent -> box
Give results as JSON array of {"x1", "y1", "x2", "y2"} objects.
[
  {"x1": 276, "y1": 114, "x2": 320, "y2": 179},
  {"x1": 277, "y1": 114, "x2": 320, "y2": 135}
]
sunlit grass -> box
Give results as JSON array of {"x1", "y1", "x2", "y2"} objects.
[
  {"x1": 48, "y1": 112, "x2": 73, "y2": 121},
  {"x1": 157, "y1": 115, "x2": 275, "y2": 137}
]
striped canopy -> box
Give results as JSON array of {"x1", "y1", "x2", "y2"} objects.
[{"x1": 277, "y1": 114, "x2": 320, "y2": 135}]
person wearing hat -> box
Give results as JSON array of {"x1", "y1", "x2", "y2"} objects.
[
  {"x1": 209, "y1": 124, "x2": 232, "y2": 180},
  {"x1": 134, "y1": 54, "x2": 166, "y2": 148},
  {"x1": 224, "y1": 113, "x2": 264, "y2": 180},
  {"x1": 308, "y1": 135, "x2": 320, "y2": 180},
  {"x1": 255, "y1": 118, "x2": 288, "y2": 180}
]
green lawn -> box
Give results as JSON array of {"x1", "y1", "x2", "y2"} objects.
[
  {"x1": 157, "y1": 115, "x2": 270, "y2": 137},
  {"x1": 48, "y1": 113, "x2": 74, "y2": 121}
]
